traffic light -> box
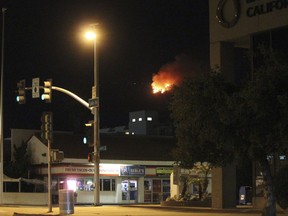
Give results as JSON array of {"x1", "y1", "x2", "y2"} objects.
[
  {"x1": 84, "y1": 125, "x2": 94, "y2": 147},
  {"x1": 16, "y1": 80, "x2": 26, "y2": 104},
  {"x1": 88, "y1": 152, "x2": 95, "y2": 163},
  {"x1": 41, "y1": 112, "x2": 53, "y2": 142},
  {"x1": 41, "y1": 79, "x2": 52, "y2": 103}
]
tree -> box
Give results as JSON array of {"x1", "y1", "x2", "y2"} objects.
[
  {"x1": 188, "y1": 162, "x2": 212, "y2": 201},
  {"x1": 170, "y1": 50, "x2": 288, "y2": 216},
  {"x1": 234, "y1": 50, "x2": 288, "y2": 216},
  {"x1": 4, "y1": 141, "x2": 31, "y2": 178},
  {"x1": 170, "y1": 71, "x2": 236, "y2": 168},
  {"x1": 170, "y1": 71, "x2": 236, "y2": 201}
]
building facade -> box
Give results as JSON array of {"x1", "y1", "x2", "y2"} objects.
[
  {"x1": 209, "y1": 0, "x2": 288, "y2": 209},
  {"x1": 4, "y1": 128, "x2": 175, "y2": 205}
]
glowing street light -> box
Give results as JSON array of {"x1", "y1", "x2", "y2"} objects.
[{"x1": 85, "y1": 31, "x2": 96, "y2": 40}]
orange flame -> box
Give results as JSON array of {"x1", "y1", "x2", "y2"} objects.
[
  {"x1": 151, "y1": 54, "x2": 202, "y2": 94},
  {"x1": 151, "y1": 71, "x2": 182, "y2": 94}
]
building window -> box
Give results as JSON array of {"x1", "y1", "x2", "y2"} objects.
[
  {"x1": 139, "y1": 118, "x2": 143, "y2": 121},
  {"x1": 103, "y1": 179, "x2": 111, "y2": 191},
  {"x1": 100, "y1": 178, "x2": 116, "y2": 191},
  {"x1": 132, "y1": 118, "x2": 136, "y2": 122},
  {"x1": 147, "y1": 117, "x2": 152, "y2": 121},
  {"x1": 71, "y1": 177, "x2": 116, "y2": 192}
]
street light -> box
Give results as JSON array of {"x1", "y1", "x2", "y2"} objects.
[
  {"x1": 85, "y1": 32, "x2": 96, "y2": 40},
  {"x1": 85, "y1": 23, "x2": 100, "y2": 206}
]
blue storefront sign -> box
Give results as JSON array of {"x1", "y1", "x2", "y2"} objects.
[{"x1": 120, "y1": 166, "x2": 145, "y2": 176}]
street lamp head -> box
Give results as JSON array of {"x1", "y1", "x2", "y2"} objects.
[{"x1": 85, "y1": 31, "x2": 96, "y2": 40}]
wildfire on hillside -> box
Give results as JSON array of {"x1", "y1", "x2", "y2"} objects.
[
  {"x1": 151, "y1": 54, "x2": 205, "y2": 94},
  {"x1": 151, "y1": 71, "x2": 182, "y2": 94}
]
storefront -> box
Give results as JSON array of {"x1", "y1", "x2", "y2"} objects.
[{"x1": 36, "y1": 163, "x2": 173, "y2": 204}]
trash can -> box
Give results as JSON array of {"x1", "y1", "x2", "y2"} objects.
[
  {"x1": 59, "y1": 189, "x2": 74, "y2": 215},
  {"x1": 239, "y1": 186, "x2": 252, "y2": 205}
]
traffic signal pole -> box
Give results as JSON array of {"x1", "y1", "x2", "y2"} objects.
[
  {"x1": 47, "y1": 139, "x2": 52, "y2": 212},
  {"x1": 16, "y1": 81, "x2": 96, "y2": 209},
  {"x1": 41, "y1": 112, "x2": 53, "y2": 213},
  {"x1": 16, "y1": 80, "x2": 93, "y2": 212},
  {"x1": 17, "y1": 83, "x2": 92, "y2": 111}
]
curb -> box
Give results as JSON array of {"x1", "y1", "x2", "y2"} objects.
[{"x1": 13, "y1": 213, "x2": 60, "y2": 216}]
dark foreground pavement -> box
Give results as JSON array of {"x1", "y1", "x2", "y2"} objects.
[{"x1": 1, "y1": 204, "x2": 287, "y2": 216}]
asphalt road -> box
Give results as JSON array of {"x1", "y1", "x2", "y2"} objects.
[{"x1": 0, "y1": 204, "x2": 273, "y2": 216}]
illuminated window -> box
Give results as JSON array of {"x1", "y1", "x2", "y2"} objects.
[
  {"x1": 147, "y1": 117, "x2": 152, "y2": 121},
  {"x1": 139, "y1": 118, "x2": 142, "y2": 121},
  {"x1": 132, "y1": 119, "x2": 136, "y2": 122}
]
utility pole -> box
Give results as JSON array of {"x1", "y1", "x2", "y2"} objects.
[
  {"x1": 92, "y1": 23, "x2": 100, "y2": 206},
  {"x1": 0, "y1": 8, "x2": 7, "y2": 205},
  {"x1": 41, "y1": 112, "x2": 53, "y2": 212}
]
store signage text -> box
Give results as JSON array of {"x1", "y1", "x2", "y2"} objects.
[
  {"x1": 63, "y1": 164, "x2": 120, "y2": 175},
  {"x1": 246, "y1": 0, "x2": 288, "y2": 17},
  {"x1": 156, "y1": 167, "x2": 173, "y2": 176},
  {"x1": 120, "y1": 166, "x2": 145, "y2": 176},
  {"x1": 64, "y1": 167, "x2": 94, "y2": 173}
]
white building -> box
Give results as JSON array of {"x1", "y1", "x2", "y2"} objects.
[{"x1": 4, "y1": 128, "x2": 175, "y2": 205}]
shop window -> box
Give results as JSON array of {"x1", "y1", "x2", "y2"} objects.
[
  {"x1": 103, "y1": 179, "x2": 111, "y2": 191},
  {"x1": 112, "y1": 179, "x2": 116, "y2": 191},
  {"x1": 144, "y1": 180, "x2": 152, "y2": 202},
  {"x1": 77, "y1": 178, "x2": 93, "y2": 191},
  {"x1": 58, "y1": 177, "x2": 116, "y2": 192},
  {"x1": 144, "y1": 179, "x2": 171, "y2": 203},
  {"x1": 162, "y1": 180, "x2": 170, "y2": 193},
  {"x1": 100, "y1": 178, "x2": 116, "y2": 191}
]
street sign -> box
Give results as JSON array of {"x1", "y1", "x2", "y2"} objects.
[
  {"x1": 99, "y1": 146, "x2": 107, "y2": 151},
  {"x1": 32, "y1": 77, "x2": 40, "y2": 98},
  {"x1": 89, "y1": 98, "x2": 99, "y2": 107},
  {"x1": 92, "y1": 86, "x2": 96, "y2": 99}
]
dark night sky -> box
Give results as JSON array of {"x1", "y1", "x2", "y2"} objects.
[{"x1": 0, "y1": 0, "x2": 209, "y2": 137}]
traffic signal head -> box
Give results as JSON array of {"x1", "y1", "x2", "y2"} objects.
[
  {"x1": 41, "y1": 79, "x2": 52, "y2": 103},
  {"x1": 41, "y1": 112, "x2": 53, "y2": 142},
  {"x1": 85, "y1": 121, "x2": 94, "y2": 147},
  {"x1": 16, "y1": 80, "x2": 26, "y2": 104},
  {"x1": 88, "y1": 152, "x2": 95, "y2": 163}
]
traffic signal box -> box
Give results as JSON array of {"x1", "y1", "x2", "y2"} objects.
[
  {"x1": 41, "y1": 112, "x2": 53, "y2": 142},
  {"x1": 16, "y1": 80, "x2": 26, "y2": 104},
  {"x1": 85, "y1": 126, "x2": 94, "y2": 147},
  {"x1": 88, "y1": 152, "x2": 95, "y2": 163},
  {"x1": 41, "y1": 79, "x2": 52, "y2": 103}
]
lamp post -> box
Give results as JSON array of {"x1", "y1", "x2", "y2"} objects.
[
  {"x1": 0, "y1": 8, "x2": 7, "y2": 205},
  {"x1": 85, "y1": 23, "x2": 100, "y2": 206}
]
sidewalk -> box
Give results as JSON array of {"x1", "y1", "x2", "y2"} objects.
[{"x1": 1, "y1": 204, "x2": 287, "y2": 216}]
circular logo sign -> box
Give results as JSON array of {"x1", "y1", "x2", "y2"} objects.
[{"x1": 216, "y1": 0, "x2": 241, "y2": 28}]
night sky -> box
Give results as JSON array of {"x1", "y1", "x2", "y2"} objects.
[{"x1": 0, "y1": 0, "x2": 209, "y2": 137}]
